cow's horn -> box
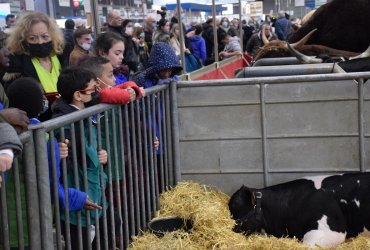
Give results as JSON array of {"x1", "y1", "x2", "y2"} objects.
[
  {"x1": 287, "y1": 43, "x2": 323, "y2": 63},
  {"x1": 290, "y1": 28, "x2": 317, "y2": 49},
  {"x1": 349, "y1": 44, "x2": 370, "y2": 60},
  {"x1": 261, "y1": 25, "x2": 269, "y2": 45}
]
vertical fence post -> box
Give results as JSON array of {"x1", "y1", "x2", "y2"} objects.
[
  {"x1": 358, "y1": 78, "x2": 365, "y2": 172},
  {"x1": 260, "y1": 83, "x2": 269, "y2": 187},
  {"x1": 23, "y1": 132, "x2": 41, "y2": 250},
  {"x1": 212, "y1": 0, "x2": 219, "y2": 63},
  {"x1": 170, "y1": 81, "x2": 181, "y2": 183},
  {"x1": 33, "y1": 128, "x2": 54, "y2": 250}
]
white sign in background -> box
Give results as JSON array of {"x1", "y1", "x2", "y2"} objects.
[
  {"x1": 295, "y1": 0, "x2": 305, "y2": 7},
  {"x1": 59, "y1": 0, "x2": 70, "y2": 7}
]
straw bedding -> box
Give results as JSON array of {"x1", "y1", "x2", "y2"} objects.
[{"x1": 129, "y1": 181, "x2": 370, "y2": 250}]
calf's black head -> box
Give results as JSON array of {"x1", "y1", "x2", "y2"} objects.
[{"x1": 228, "y1": 185, "x2": 266, "y2": 235}]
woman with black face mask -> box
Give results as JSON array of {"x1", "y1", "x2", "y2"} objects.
[{"x1": 5, "y1": 11, "x2": 65, "y2": 121}]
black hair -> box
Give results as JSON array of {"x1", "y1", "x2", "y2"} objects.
[
  {"x1": 80, "y1": 57, "x2": 110, "y2": 78},
  {"x1": 206, "y1": 18, "x2": 213, "y2": 24},
  {"x1": 121, "y1": 19, "x2": 132, "y2": 28},
  {"x1": 65, "y1": 19, "x2": 75, "y2": 29},
  {"x1": 5, "y1": 14, "x2": 15, "y2": 23},
  {"x1": 7, "y1": 77, "x2": 43, "y2": 118},
  {"x1": 157, "y1": 18, "x2": 168, "y2": 29},
  {"x1": 194, "y1": 25, "x2": 203, "y2": 35},
  {"x1": 57, "y1": 66, "x2": 96, "y2": 104},
  {"x1": 94, "y1": 31, "x2": 124, "y2": 56},
  {"x1": 219, "y1": 31, "x2": 229, "y2": 41}
]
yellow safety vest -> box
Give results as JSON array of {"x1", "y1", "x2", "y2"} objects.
[{"x1": 31, "y1": 55, "x2": 61, "y2": 93}]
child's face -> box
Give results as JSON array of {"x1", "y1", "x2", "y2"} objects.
[
  {"x1": 106, "y1": 41, "x2": 125, "y2": 68},
  {"x1": 158, "y1": 68, "x2": 173, "y2": 79},
  {"x1": 98, "y1": 63, "x2": 116, "y2": 89},
  {"x1": 78, "y1": 79, "x2": 99, "y2": 107}
]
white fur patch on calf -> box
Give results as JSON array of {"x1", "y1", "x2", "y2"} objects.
[
  {"x1": 303, "y1": 215, "x2": 346, "y2": 247},
  {"x1": 303, "y1": 175, "x2": 330, "y2": 190},
  {"x1": 340, "y1": 199, "x2": 347, "y2": 204}
]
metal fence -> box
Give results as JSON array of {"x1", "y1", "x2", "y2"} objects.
[
  {"x1": 0, "y1": 84, "x2": 176, "y2": 250},
  {"x1": 3, "y1": 70, "x2": 370, "y2": 249},
  {"x1": 175, "y1": 71, "x2": 370, "y2": 195}
]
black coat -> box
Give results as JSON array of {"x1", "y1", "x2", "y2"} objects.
[{"x1": 122, "y1": 33, "x2": 140, "y2": 72}]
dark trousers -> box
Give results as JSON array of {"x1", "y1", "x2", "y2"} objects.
[{"x1": 61, "y1": 211, "x2": 121, "y2": 250}]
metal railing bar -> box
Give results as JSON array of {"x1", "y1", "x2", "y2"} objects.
[{"x1": 177, "y1": 73, "x2": 370, "y2": 87}]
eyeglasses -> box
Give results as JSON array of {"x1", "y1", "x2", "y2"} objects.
[{"x1": 79, "y1": 85, "x2": 100, "y2": 94}]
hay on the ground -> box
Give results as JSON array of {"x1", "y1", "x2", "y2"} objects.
[{"x1": 129, "y1": 181, "x2": 370, "y2": 250}]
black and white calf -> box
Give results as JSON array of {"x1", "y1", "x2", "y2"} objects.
[{"x1": 228, "y1": 173, "x2": 370, "y2": 247}]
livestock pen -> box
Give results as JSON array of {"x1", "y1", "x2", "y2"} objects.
[{"x1": 1, "y1": 68, "x2": 370, "y2": 249}]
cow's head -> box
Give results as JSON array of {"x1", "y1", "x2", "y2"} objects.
[
  {"x1": 228, "y1": 185, "x2": 266, "y2": 235},
  {"x1": 253, "y1": 29, "x2": 317, "y2": 61}
]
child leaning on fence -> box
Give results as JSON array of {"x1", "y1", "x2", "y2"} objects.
[{"x1": 52, "y1": 66, "x2": 109, "y2": 249}]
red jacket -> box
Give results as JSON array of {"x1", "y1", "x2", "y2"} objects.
[{"x1": 99, "y1": 81, "x2": 142, "y2": 104}]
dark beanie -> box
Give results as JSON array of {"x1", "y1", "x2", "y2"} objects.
[{"x1": 7, "y1": 77, "x2": 44, "y2": 119}]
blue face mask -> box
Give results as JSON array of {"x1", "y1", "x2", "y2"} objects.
[
  {"x1": 151, "y1": 23, "x2": 156, "y2": 30},
  {"x1": 40, "y1": 99, "x2": 49, "y2": 114},
  {"x1": 222, "y1": 21, "x2": 229, "y2": 28}
]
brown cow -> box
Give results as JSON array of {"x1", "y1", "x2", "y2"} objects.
[{"x1": 253, "y1": 0, "x2": 370, "y2": 61}]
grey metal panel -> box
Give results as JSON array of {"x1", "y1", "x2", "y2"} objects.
[
  {"x1": 362, "y1": 101, "x2": 370, "y2": 134},
  {"x1": 179, "y1": 105, "x2": 261, "y2": 140},
  {"x1": 267, "y1": 138, "x2": 359, "y2": 172},
  {"x1": 180, "y1": 140, "x2": 263, "y2": 174},
  {"x1": 362, "y1": 81, "x2": 370, "y2": 100},
  {"x1": 265, "y1": 80, "x2": 358, "y2": 102},
  {"x1": 181, "y1": 174, "x2": 265, "y2": 195},
  {"x1": 177, "y1": 84, "x2": 260, "y2": 107},
  {"x1": 362, "y1": 138, "x2": 370, "y2": 168},
  {"x1": 266, "y1": 101, "x2": 358, "y2": 136},
  {"x1": 178, "y1": 73, "x2": 370, "y2": 194}
]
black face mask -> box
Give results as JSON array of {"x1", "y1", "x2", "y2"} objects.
[
  {"x1": 84, "y1": 90, "x2": 100, "y2": 107},
  {"x1": 28, "y1": 41, "x2": 53, "y2": 58}
]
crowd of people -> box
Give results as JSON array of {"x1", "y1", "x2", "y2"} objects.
[{"x1": 0, "y1": 8, "x2": 300, "y2": 249}]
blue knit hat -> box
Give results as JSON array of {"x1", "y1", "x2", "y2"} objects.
[{"x1": 146, "y1": 42, "x2": 182, "y2": 76}]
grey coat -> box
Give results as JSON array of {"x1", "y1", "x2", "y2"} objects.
[{"x1": 0, "y1": 122, "x2": 22, "y2": 154}]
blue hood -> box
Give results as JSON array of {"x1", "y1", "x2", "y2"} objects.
[
  {"x1": 146, "y1": 42, "x2": 182, "y2": 76},
  {"x1": 190, "y1": 35, "x2": 202, "y2": 42}
]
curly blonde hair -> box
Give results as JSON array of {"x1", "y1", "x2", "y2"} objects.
[{"x1": 7, "y1": 11, "x2": 64, "y2": 55}]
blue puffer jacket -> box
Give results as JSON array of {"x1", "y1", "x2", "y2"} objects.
[{"x1": 190, "y1": 35, "x2": 207, "y2": 63}]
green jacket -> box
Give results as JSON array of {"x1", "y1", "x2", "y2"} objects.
[
  {"x1": 52, "y1": 98, "x2": 107, "y2": 227},
  {"x1": 6, "y1": 157, "x2": 28, "y2": 247},
  {"x1": 60, "y1": 121, "x2": 107, "y2": 227}
]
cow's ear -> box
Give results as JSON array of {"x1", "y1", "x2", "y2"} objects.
[{"x1": 240, "y1": 185, "x2": 254, "y2": 204}]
